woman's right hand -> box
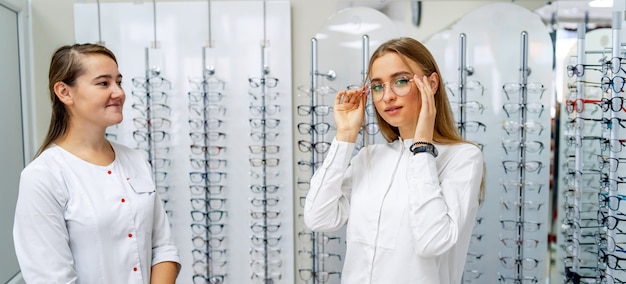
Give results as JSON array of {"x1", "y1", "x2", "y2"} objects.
[{"x1": 334, "y1": 86, "x2": 368, "y2": 143}]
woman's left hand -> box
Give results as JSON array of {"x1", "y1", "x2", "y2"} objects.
[{"x1": 413, "y1": 74, "x2": 436, "y2": 143}]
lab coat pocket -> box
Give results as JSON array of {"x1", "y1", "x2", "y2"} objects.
[
  {"x1": 128, "y1": 177, "x2": 156, "y2": 194},
  {"x1": 127, "y1": 176, "x2": 156, "y2": 232}
]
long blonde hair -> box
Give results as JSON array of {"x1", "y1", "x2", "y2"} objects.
[
  {"x1": 367, "y1": 37, "x2": 485, "y2": 204},
  {"x1": 35, "y1": 43, "x2": 118, "y2": 157}
]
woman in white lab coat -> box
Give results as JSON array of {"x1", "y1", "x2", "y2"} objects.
[
  {"x1": 304, "y1": 37, "x2": 485, "y2": 284},
  {"x1": 13, "y1": 43, "x2": 180, "y2": 284}
]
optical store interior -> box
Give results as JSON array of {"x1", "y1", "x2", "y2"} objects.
[{"x1": 2, "y1": 0, "x2": 626, "y2": 283}]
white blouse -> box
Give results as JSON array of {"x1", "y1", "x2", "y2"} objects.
[
  {"x1": 13, "y1": 142, "x2": 180, "y2": 284},
  {"x1": 304, "y1": 138, "x2": 483, "y2": 284}
]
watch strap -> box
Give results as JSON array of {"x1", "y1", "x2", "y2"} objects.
[
  {"x1": 409, "y1": 141, "x2": 434, "y2": 153},
  {"x1": 410, "y1": 143, "x2": 438, "y2": 157}
]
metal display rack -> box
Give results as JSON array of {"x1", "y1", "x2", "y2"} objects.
[
  {"x1": 247, "y1": 43, "x2": 284, "y2": 284},
  {"x1": 449, "y1": 30, "x2": 549, "y2": 283},
  {"x1": 497, "y1": 31, "x2": 548, "y2": 283},
  {"x1": 132, "y1": 46, "x2": 173, "y2": 216},
  {"x1": 294, "y1": 37, "x2": 343, "y2": 284},
  {"x1": 188, "y1": 46, "x2": 229, "y2": 284},
  {"x1": 559, "y1": 12, "x2": 626, "y2": 284}
]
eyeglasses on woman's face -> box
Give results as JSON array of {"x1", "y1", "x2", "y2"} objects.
[{"x1": 368, "y1": 74, "x2": 414, "y2": 102}]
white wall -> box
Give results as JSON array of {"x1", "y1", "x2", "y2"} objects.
[{"x1": 30, "y1": 0, "x2": 74, "y2": 154}]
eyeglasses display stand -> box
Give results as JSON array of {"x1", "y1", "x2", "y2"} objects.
[
  {"x1": 426, "y1": 3, "x2": 553, "y2": 282},
  {"x1": 557, "y1": 12, "x2": 626, "y2": 283}
]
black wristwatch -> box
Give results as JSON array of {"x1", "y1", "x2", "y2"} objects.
[{"x1": 410, "y1": 143, "x2": 438, "y2": 157}]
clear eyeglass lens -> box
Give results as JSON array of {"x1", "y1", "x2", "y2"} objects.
[
  {"x1": 370, "y1": 76, "x2": 412, "y2": 101},
  {"x1": 465, "y1": 101, "x2": 484, "y2": 113},
  {"x1": 612, "y1": 57, "x2": 625, "y2": 74}
]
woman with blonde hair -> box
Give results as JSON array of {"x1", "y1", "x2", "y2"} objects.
[{"x1": 304, "y1": 37, "x2": 485, "y2": 283}]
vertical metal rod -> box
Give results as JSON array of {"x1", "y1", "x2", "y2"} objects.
[
  {"x1": 263, "y1": 0, "x2": 267, "y2": 45},
  {"x1": 520, "y1": 32, "x2": 529, "y2": 85},
  {"x1": 259, "y1": 43, "x2": 270, "y2": 284},
  {"x1": 571, "y1": 22, "x2": 586, "y2": 276},
  {"x1": 259, "y1": 4, "x2": 271, "y2": 276},
  {"x1": 458, "y1": 33, "x2": 467, "y2": 138},
  {"x1": 310, "y1": 38, "x2": 319, "y2": 284},
  {"x1": 457, "y1": 32, "x2": 468, "y2": 283},
  {"x1": 96, "y1": 0, "x2": 102, "y2": 44},
  {"x1": 311, "y1": 38, "x2": 319, "y2": 160},
  {"x1": 200, "y1": 46, "x2": 214, "y2": 277},
  {"x1": 207, "y1": 0, "x2": 212, "y2": 47},
  {"x1": 262, "y1": 1, "x2": 269, "y2": 74},
  {"x1": 517, "y1": 30, "x2": 529, "y2": 279},
  {"x1": 201, "y1": 47, "x2": 210, "y2": 157},
  {"x1": 362, "y1": 35, "x2": 370, "y2": 145},
  {"x1": 361, "y1": 35, "x2": 369, "y2": 83},
  {"x1": 152, "y1": 0, "x2": 157, "y2": 47},
  {"x1": 144, "y1": 47, "x2": 150, "y2": 84},
  {"x1": 607, "y1": 10, "x2": 623, "y2": 279},
  {"x1": 202, "y1": 47, "x2": 207, "y2": 86},
  {"x1": 143, "y1": 47, "x2": 157, "y2": 186}
]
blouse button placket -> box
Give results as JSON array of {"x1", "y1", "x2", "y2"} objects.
[{"x1": 107, "y1": 171, "x2": 138, "y2": 277}]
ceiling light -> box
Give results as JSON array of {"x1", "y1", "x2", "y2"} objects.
[{"x1": 589, "y1": 0, "x2": 613, "y2": 8}]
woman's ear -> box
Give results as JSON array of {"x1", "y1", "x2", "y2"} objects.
[
  {"x1": 428, "y1": 72, "x2": 439, "y2": 93},
  {"x1": 53, "y1": 81, "x2": 73, "y2": 105}
]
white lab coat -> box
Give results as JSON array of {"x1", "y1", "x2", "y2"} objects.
[
  {"x1": 14, "y1": 142, "x2": 180, "y2": 284},
  {"x1": 304, "y1": 138, "x2": 483, "y2": 284}
]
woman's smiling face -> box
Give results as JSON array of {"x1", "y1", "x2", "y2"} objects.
[
  {"x1": 65, "y1": 53, "x2": 125, "y2": 129},
  {"x1": 370, "y1": 52, "x2": 424, "y2": 138}
]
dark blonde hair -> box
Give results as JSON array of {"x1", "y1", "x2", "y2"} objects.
[
  {"x1": 36, "y1": 43, "x2": 118, "y2": 157},
  {"x1": 367, "y1": 37, "x2": 485, "y2": 203}
]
